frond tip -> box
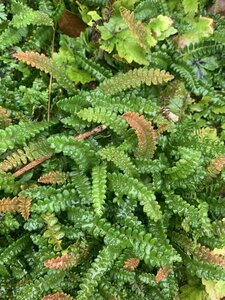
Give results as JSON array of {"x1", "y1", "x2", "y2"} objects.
[
  {"x1": 41, "y1": 292, "x2": 74, "y2": 300},
  {"x1": 44, "y1": 254, "x2": 76, "y2": 269},
  {"x1": 124, "y1": 258, "x2": 140, "y2": 271},
  {"x1": 99, "y1": 68, "x2": 174, "y2": 95},
  {"x1": 0, "y1": 195, "x2": 31, "y2": 220}
]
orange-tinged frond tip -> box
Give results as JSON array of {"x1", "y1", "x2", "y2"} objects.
[
  {"x1": 41, "y1": 292, "x2": 73, "y2": 300},
  {"x1": 122, "y1": 112, "x2": 157, "y2": 159},
  {"x1": 13, "y1": 51, "x2": 50, "y2": 73},
  {"x1": 38, "y1": 171, "x2": 67, "y2": 184},
  {"x1": 18, "y1": 196, "x2": 31, "y2": 220},
  {"x1": 207, "y1": 156, "x2": 225, "y2": 177},
  {"x1": 44, "y1": 254, "x2": 76, "y2": 269},
  {"x1": 123, "y1": 258, "x2": 140, "y2": 271},
  {"x1": 155, "y1": 266, "x2": 171, "y2": 282},
  {"x1": 0, "y1": 197, "x2": 19, "y2": 213}
]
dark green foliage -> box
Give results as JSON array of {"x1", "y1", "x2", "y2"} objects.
[{"x1": 0, "y1": 0, "x2": 225, "y2": 299}]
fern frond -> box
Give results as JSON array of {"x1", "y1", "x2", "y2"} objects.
[
  {"x1": 174, "y1": 233, "x2": 225, "y2": 267},
  {"x1": 81, "y1": 0, "x2": 108, "y2": 7},
  {"x1": 38, "y1": 171, "x2": 67, "y2": 184},
  {"x1": 99, "y1": 145, "x2": 138, "y2": 176},
  {"x1": 13, "y1": 51, "x2": 74, "y2": 93},
  {"x1": 44, "y1": 254, "x2": 77, "y2": 269},
  {"x1": 155, "y1": 266, "x2": 171, "y2": 282},
  {"x1": 11, "y1": 2, "x2": 53, "y2": 28},
  {"x1": 77, "y1": 245, "x2": 121, "y2": 300},
  {"x1": 123, "y1": 258, "x2": 140, "y2": 271},
  {"x1": 135, "y1": 0, "x2": 169, "y2": 20},
  {"x1": 0, "y1": 197, "x2": 19, "y2": 213},
  {"x1": 92, "y1": 164, "x2": 107, "y2": 217},
  {"x1": 0, "y1": 106, "x2": 11, "y2": 128},
  {"x1": 0, "y1": 138, "x2": 54, "y2": 172},
  {"x1": 109, "y1": 173, "x2": 162, "y2": 221},
  {"x1": 171, "y1": 62, "x2": 201, "y2": 94},
  {"x1": 99, "y1": 68, "x2": 174, "y2": 95},
  {"x1": 0, "y1": 195, "x2": 31, "y2": 220},
  {"x1": 123, "y1": 112, "x2": 157, "y2": 159},
  {"x1": 0, "y1": 27, "x2": 27, "y2": 50},
  {"x1": 48, "y1": 135, "x2": 99, "y2": 172},
  {"x1": 120, "y1": 7, "x2": 149, "y2": 51},
  {"x1": 77, "y1": 107, "x2": 128, "y2": 135},
  {"x1": 207, "y1": 156, "x2": 225, "y2": 177},
  {"x1": 42, "y1": 293, "x2": 74, "y2": 300},
  {"x1": 75, "y1": 52, "x2": 113, "y2": 82}
]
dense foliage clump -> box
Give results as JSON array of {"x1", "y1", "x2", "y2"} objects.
[{"x1": 0, "y1": 0, "x2": 225, "y2": 299}]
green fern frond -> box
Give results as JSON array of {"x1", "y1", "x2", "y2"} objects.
[
  {"x1": 48, "y1": 135, "x2": 99, "y2": 172},
  {"x1": 0, "y1": 27, "x2": 27, "y2": 49},
  {"x1": 81, "y1": 0, "x2": 109, "y2": 7},
  {"x1": 92, "y1": 164, "x2": 107, "y2": 216},
  {"x1": 77, "y1": 245, "x2": 121, "y2": 300},
  {"x1": 77, "y1": 107, "x2": 128, "y2": 135},
  {"x1": 99, "y1": 145, "x2": 138, "y2": 176},
  {"x1": 75, "y1": 52, "x2": 113, "y2": 82},
  {"x1": 135, "y1": 0, "x2": 170, "y2": 20},
  {"x1": 13, "y1": 51, "x2": 74, "y2": 93},
  {"x1": 99, "y1": 68, "x2": 174, "y2": 95},
  {"x1": 10, "y1": 2, "x2": 53, "y2": 28},
  {"x1": 0, "y1": 120, "x2": 56, "y2": 154}
]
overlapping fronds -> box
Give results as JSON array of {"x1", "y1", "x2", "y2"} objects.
[
  {"x1": 98, "y1": 68, "x2": 174, "y2": 95},
  {"x1": 99, "y1": 145, "x2": 138, "y2": 176},
  {"x1": 123, "y1": 112, "x2": 157, "y2": 159},
  {"x1": 0, "y1": 195, "x2": 31, "y2": 220},
  {"x1": 0, "y1": 138, "x2": 54, "y2": 172}
]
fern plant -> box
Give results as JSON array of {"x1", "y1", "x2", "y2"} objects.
[{"x1": 0, "y1": 0, "x2": 225, "y2": 299}]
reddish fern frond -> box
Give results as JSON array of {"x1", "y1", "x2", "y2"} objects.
[
  {"x1": 18, "y1": 196, "x2": 31, "y2": 220},
  {"x1": 12, "y1": 51, "x2": 73, "y2": 92},
  {"x1": 0, "y1": 196, "x2": 31, "y2": 220},
  {"x1": 155, "y1": 266, "x2": 171, "y2": 282},
  {"x1": 44, "y1": 254, "x2": 76, "y2": 269},
  {"x1": 123, "y1": 258, "x2": 140, "y2": 271},
  {"x1": 0, "y1": 197, "x2": 19, "y2": 213},
  {"x1": 193, "y1": 244, "x2": 225, "y2": 267},
  {"x1": 123, "y1": 112, "x2": 157, "y2": 159},
  {"x1": 38, "y1": 171, "x2": 67, "y2": 185},
  {"x1": 207, "y1": 156, "x2": 225, "y2": 177},
  {"x1": 41, "y1": 292, "x2": 74, "y2": 300}
]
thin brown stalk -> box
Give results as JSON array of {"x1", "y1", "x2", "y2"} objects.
[
  {"x1": 13, "y1": 155, "x2": 52, "y2": 178},
  {"x1": 75, "y1": 125, "x2": 107, "y2": 141}
]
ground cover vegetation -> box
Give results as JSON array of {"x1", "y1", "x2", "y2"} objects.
[{"x1": 0, "y1": 0, "x2": 225, "y2": 299}]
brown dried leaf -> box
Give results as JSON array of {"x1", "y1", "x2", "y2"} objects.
[{"x1": 58, "y1": 10, "x2": 86, "y2": 37}]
